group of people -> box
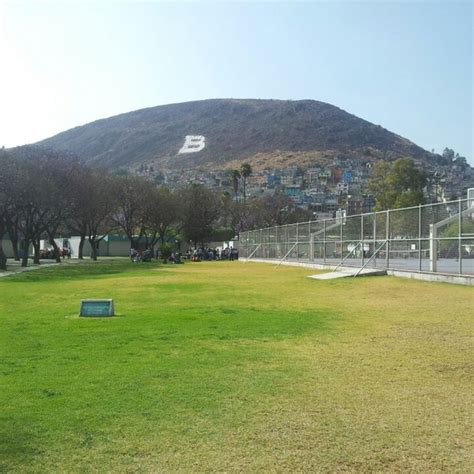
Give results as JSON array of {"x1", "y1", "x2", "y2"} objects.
[
  {"x1": 130, "y1": 248, "x2": 154, "y2": 263},
  {"x1": 39, "y1": 247, "x2": 72, "y2": 259},
  {"x1": 130, "y1": 246, "x2": 239, "y2": 263},
  {"x1": 130, "y1": 247, "x2": 183, "y2": 264},
  {"x1": 187, "y1": 246, "x2": 239, "y2": 261}
]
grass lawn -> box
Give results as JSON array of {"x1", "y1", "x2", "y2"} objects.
[{"x1": 0, "y1": 259, "x2": 472, "y2": 472}]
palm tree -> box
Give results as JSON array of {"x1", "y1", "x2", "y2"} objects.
[
  {"x1": 230, "y1": 169, "x2": 241, "y2": 201},
  {"x1": 239, "y1": 163, "x2": 252, "y2": 203}
]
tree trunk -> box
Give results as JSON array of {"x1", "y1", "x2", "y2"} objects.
[
  {"x1": 78, "y1": 234, "x2": 86, "y2": 259},
  {"x1": 21, "y1": 240, "x2": 29, "y2": 267},
  {"x1": 11, "y1": 234, "x2": 19, "y2": 261},
  {"x1": 0, "y1": 231, "x2": 6, "y2": 271},
  {"x1": 89, "y1": 238, "x2": 98, "y2": 261},
  {"x1": 0, "y1": 247, "x2": 6, "y2": 270},
  {"x1": 5, "y1": 220, "x2": 20, "y2": 261},
  {"x1": 33, "y1": 239, "x2": 41, "y2": 264},
  {"x1": 130, "y1": 237, "x2": 140, "y2": 250},
  {"x1": 49, "y1": 237, "x2": 62, "y2": 263}
]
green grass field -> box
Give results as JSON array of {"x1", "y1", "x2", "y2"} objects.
[{"x1": 0, "y1": 260, "x2": 472, "y2": 472}]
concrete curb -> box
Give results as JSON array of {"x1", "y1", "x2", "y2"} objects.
[{"x1": 240, "y1": 258, "x2": 474, "y2": 286}]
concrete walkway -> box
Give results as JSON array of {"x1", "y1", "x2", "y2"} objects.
[
  {"x1": 307, "y1": 268, "x2": 387, "y2": 280},
  {"x1": 0, "y1": 259, "x2": 80, "y2": 278}
]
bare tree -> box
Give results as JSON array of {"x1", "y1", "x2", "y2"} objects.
[
  {"x1": 42, "y1": 158, "x2": 80, "y2": 262},
  {"x1": 0, "y1": 150, "x2": 21, "y2": 261},
  {"x1": 64, "y1": 169, "x2": 118, "y2": 261},
  {"x1": 5, "y1": 148, "x2": 52, "y2": 266},
  {"x1": 66, "y1": 167, "x2": 92, "y2": 259},
  {"x1": 0, "y1": 150, "x2": 8, "y2": 269},
  {"x1": 234, "y1": 194, "x2": 313, "y2": 231},
  {"x1": 144, "y1": 187, "x2": 180, "y2": 248},
  {"x1": 83, "y1": 173, "x2": 117, "y2": 261},
  {"x1": 112, "y1": 176, "x2": 155, "y2": 250},
  {"x1": 180, "y1": 184, "x2": 221, "y2": 247}
]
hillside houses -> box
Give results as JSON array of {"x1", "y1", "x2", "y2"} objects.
[
  {"x1": 136, "y1": 154, "x2": 473, "y2": 217},
  {"x1": 142, "y1": 159, "x2": 377, "y2": 216}
]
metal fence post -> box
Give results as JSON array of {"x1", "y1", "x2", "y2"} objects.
[
  {"x1": 373, "y1": 212, "x2": 377, "y2": 268},
  {"x1": 361, "y1": 214, "x2": 364, "y2": 267},
  {"x1": 339, "y1": 216, "x2": 344, "y2": 263},
  {"x1": 275, "y1": 226, "x2": 279, "y2": 259},
  {"x1": 386, "y1": 210, "x2": 390, "y2": 269},
  {"x1": 296, "y1": 223, "x2": 299, "y2": 261},
  {"x1": 418, "y1": 204, "x2": 422, "y2": 271},
  {"x1": 459, "y1": 199, "x2": 462, "y2": 275},
  {"x1": 323, "y1": 220, "x2": 327, "y2": 264},
  {"x1": 340, "y1": 216, "x2": 343, "y2": 263}
]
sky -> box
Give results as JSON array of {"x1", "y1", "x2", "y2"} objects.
[{"x1": 0, "y1": 0, "x2": 472, "y2": 163}]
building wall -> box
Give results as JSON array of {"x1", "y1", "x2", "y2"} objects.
[
  {"x1": 108, "y1": 240, "x2": 131, "y2": 257},
  {"x1": 1, "y1": 239, "x2": 34, "y2": 258},
  {"x1": 2, "y1": 236, "x2": 131, "y2": 259},
  {"x1": 1, "y1": 239, "x2": 15, "y2": 258},
  {"x1": 69, "y1": 237, "x2": 108, "y2": 258}
]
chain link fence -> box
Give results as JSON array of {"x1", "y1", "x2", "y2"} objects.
[{"x1": 239, "y1": 198, "x2": 474, "y2": 277}]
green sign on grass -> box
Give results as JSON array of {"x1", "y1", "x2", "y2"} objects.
[{"x1": 80, "y1": 299, "x2": 114, "y2": 317}]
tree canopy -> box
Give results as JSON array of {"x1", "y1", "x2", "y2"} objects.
[{"x1": 367, "y1": 158, "x2": 426, "y2": 210}]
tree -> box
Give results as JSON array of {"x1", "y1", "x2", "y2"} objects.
[
  {"x1": 67, "y1": 167, "x2": 94, "y2": 259},
  {"x1": 229, "y1": 169, "x2": 241, "y2": 201},
  {"x1": 4, "y1": 147, "x2": 55, "y2": 266},
  {"x1": 1, "y1": 146, "x2": 83, "y2": 266},
  {"x1": 246, "y1": 194, "x2": 312, "y2": 229},
  {"x1": 0, "y1": 150, "x2": 9, "y2": 269},
  {"x1": 366, "y1": 161, "x2": 392, "y2": 210},
  {"x1": 440, "y1": 220, "x2": 474, "y2": 257},
  {"x1": 67, "y1": 169, "x2": 120, "y2": 260},
  {"x1": 180, "y1": 184, "x2": 220, "y2": 246},
  {"x1": 222, "y1": 193, "x2": 313, "y2": 233},
  {"x1": 40, "y1": 155, "x2": 80, "y2": 263},
  {"x1": 442, "y1": 148, "x2": 455, "y2": 162},
  {"x1": 78, "y1": 172, "x2": 117, "y2": 261},
  {"x1": 367, "y1": 158, "x2": 426, "y2": 211},
  {"x1": 1, "y1": 149, "x2": 25, "y2": 262},
  {"x1": 144, "y1": 187, "x2": 179, "y2": 248},
  {"x1": 453, "y1": 153, "x2": 468, "y2": 168},
  {"x1": 239, "y1": 163, "x2": 252, "y2": 203},
  {"x1": 112, "y1": 176, "x2": 155, "y2": 249}
]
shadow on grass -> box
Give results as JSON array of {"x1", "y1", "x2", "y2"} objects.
[
  {"x1": 144, "y1": 306, "x2": 339, "y2": 342},
  {"x1": 0, "y1": 418, "x2": 43, "y2": 471},
  {"x1": 3, "y1": 259, "x2": 168, "y2": 283}
]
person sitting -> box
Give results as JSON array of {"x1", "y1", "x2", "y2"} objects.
[
  {"x1": 130, "y1": 248, "x2": 140, "y2": 263},
  {"x1": 142, "y1": 248, "x2": 153, "y2": 262}
]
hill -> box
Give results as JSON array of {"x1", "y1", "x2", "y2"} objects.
[{"x1": 37, "y1": 99, "x2": 436, "y2": 171}]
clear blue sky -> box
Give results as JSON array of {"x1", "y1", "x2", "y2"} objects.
[{"x1": 1, "y1": 1, "x2": 472, "y2": 163}]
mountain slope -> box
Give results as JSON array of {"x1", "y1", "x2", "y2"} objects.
[{"x1": 37, "y1": 99, "x2": 434, "y2": 170}]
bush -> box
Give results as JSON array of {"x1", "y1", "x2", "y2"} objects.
[{"x1": 159, "y1": 243, "x2": 173, "y2": 263}]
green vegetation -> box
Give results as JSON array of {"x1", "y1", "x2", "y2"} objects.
[
  {"x1": 1, "y1": 260, "x2": 472, "y2": 471},
  {"x1": 367, "y1": 157, "x2": 426, "y2": 210}
]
